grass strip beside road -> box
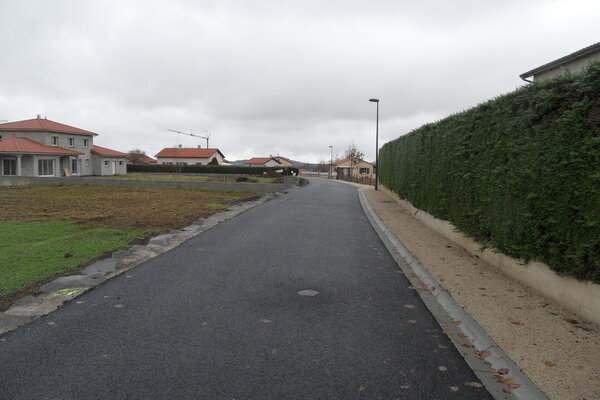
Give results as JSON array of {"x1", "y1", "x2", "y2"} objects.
[{"x1": 0, "y1": 221, "x2": 148, "y2": 298}]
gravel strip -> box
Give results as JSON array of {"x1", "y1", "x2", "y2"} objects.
[{"x1": 364, "y1": 187, "x2": 600, "y2": 400}]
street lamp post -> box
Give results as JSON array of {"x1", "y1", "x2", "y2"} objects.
[
  {"x1": 369, "y1": 98, "x2": 379, "y2": 190},
  {"x1": 329, "y1": 145, "x2": 333, "y2": 179}
]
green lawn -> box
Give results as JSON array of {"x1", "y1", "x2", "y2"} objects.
[{"x1": 0, "y1": 221, "x2": 149, "y2": 298}]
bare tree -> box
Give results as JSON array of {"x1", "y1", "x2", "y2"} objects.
[
  {"x1": 315, "y1": 159, "x2": 329, "y2": 172},
  {"x1": 127, "y1": 148, "x2": 147, "y2": 164},
  {"x1": 344, "y1": 141, "x2": 364, "y2": 181}
]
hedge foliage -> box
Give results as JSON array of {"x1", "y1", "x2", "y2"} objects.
[
  {"x1": 379, "y1": 63, "x2": 600, "y2": 283},
  {"x1": 128, "y1": 164, "x2": 298, "y2": 176}
]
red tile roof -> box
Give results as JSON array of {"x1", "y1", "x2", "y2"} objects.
[
  {"x1": 155, "y1": 148, "x2": 224, "y2": 158},
  {"x1": 0, "y1": 137, "x2": 83, "y2": 155},
  {"x1": 132, "y1": 154, "x2": 157, "y2": 163},
  {"x1": 245, "y1": 157, "x2": 280, "y2": 165},
  {"x1": 91, "y1": 145, "x2": 128, "y2": 157},
  {"x1": 0, "y1": 117, "x2": 97, "y2": 136}
]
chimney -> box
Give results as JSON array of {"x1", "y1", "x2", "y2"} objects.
[
  {"x1": 198, "y1": 145, "x2": 202, "y2": 149},
  {"x1": 178, "y1": 144, "x2": 182, "y2": 149},
  {"x1": 37, "y1": 114, "x2": 41, "y2": 119}
]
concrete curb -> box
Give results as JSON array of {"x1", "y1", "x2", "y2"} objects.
[
  {"x1": 358, "y1": 189, "x2": 549, "y2": 400},
  {"x1": 0, "y1": 191, "x2": 284, "y2": 336}
]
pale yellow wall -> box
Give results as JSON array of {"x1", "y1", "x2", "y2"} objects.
[
  {"x1": 334, "y1": 159, "x2": 374, "y2": 178},
  {"x1": 534, "y1": 51, "x2": 600, "y2": 81}
]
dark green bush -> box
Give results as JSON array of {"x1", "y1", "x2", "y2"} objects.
[
  {"x1": 127, "y1": 164, "x2": 298, "y2": 176},
  {"x1": 379, "y1": 63, "x2": 600, "y2": 283}
]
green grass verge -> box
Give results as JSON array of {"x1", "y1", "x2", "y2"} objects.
[{"x1": 0, "y1": 220, "x2": 149, "y2": 297}]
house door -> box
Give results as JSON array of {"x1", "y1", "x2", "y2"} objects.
[{"x1": 112, "y1": 161, "x2": 116, "y2": 175}]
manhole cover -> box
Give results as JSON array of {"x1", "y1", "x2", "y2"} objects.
[{"x1": 298, "y1": 289, "x2": 319, "y2": 297}]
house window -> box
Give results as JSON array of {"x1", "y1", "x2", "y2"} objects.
[
  {"x1": 2, "y1": 158, "x2": 17, "y2": 175},
  {"x1": 85, "y1": 159, "x2": 89, "y2": 167},
  {"x1": 104, "y1": 160, "x2": 109, "y2": 167},
  {"x1": 118, "y1": 160, "x2": 123, "y2": 166},
  {"x1": 51, "y1": 136, "x2": 59, "y2": 146},
  {"x1": 83, "y1": 139, "x2": 89, "y2": 148},
  {"x1": 38, "y1": 159, "x2": 55, "y2": 176},
  {"x1": 359, "y1": 167, "x2": 370, "y2": 174},
  {"x1": 68, "y1": 138, "x2": 75, "y2": 147}
]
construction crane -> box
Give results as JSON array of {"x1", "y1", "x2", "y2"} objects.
[{"x1": 167, "y1": 129, "x2": 211, "y2": 148}]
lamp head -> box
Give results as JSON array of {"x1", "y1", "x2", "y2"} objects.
[{"x1": 369, "y1": 98, "x2": 379, "y2": 103}]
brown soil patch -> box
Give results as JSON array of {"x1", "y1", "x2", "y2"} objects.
[{"x1": 0, "y1": 185, "x2": 255, "y2": 230}]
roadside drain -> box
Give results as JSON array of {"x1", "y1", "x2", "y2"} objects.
[{"x1": 298, "y1": 290, "x2": 319, "y2": 297}]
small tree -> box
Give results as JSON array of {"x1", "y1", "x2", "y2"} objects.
[
  {"x1": 344, "y1": 141, "x2": 364, "y2": 182},
  {"x1": 315, "y1": 159, "x2": 329, "y2": 172},
  {"x1": 127, "y1": 149, "x2": 147, "y2": 164}
]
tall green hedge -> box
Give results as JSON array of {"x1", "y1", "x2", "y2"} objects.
[
  {"x1": 379, "y1": 63, "x2": 600, "y2": 283},
  {"x1": 128, "y1": 164, "x2": 298, "y2": 176}
]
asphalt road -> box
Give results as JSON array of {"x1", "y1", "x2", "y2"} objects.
[{"x1": 0, "y1": 179, "x2": 492, "y2": 400}]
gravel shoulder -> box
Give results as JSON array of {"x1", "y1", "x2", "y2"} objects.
[{"x1": 364, "y1": 186, "x2": 600, "y2": 400}]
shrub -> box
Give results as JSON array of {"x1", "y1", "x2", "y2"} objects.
[
  {"x1": 128, "y1": 164, "x2": 298, "y2": 176},
  {"x1": 379, "y1": 63, "x2": 600, "y2": 283}
]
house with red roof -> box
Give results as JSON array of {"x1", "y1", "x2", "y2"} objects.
[
  {"x1": 245, "y1": 156, "x2": 293, "y2": 167},
  {"x1": 91, "y1": 145, "x2": 128, "y2": 175},
  {"x1": 0, "y1": 116, "x2": 126, "y2": 177},
  {"x1": 155, "y1": 146, "x2": 225, "y2": 166}
]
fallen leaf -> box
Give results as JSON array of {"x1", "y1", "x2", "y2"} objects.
[
  {"x1": 450, "y1": 320, "x2": 463, "y2": 326},
  {"x1": 461, "y1": 343, "x2": 473, "y2": 348},
  {"x1": 478, "y1": 287, "x2": 487, "y2": 290},
  {"x1": 400, "y1": 385, "x2": 410, "y2": 389},
  {"x1": 438, "y1": 344, "x2": 447, "y2": 349},
  {"x1": 457, "y1": 333, "x2": 467, "y2": 338},
  {"x1": 438, "y1": 366, "x2": 447, "y2": 371},
  {"x1": 544, "y1": 361, "x2": 556, "y2": 367},
  {"x1": 408, "y1": 320, "x2": 417, "y2": 324},
  {"x1": 497, "y1": 368, "x2": 509, "y2": 375},
  {"x1": 271, "y1": 349, "x2": 278, "y2": 355},
  {"x1": 465, "y1": 382, "x2": 483, "y2": 388},
  {"x1": 510, "y1": 321, "x2": 524, "y2": 326},
  {"x1": 404, "y1": 304, "x2": 416, "y2": 309},
  {"x1": 260, "y1": 319, "x2": 272, "y2": 323},
  {"x1": 358, "y1": 385, "x2": 367, "y2": 392},
  {"x1": 383, "y1": 358, "x2": 392, "y2": 364},
  {"x1": 450, "y1": 386, "x2": 459, "y2": 392},
  {"x1": 474, "y1": 350, "x2": 492, "y2": 359},
  {"x1": 115, "y1": 304, "x2": 124, "y2": 308},
  {"x1": 507, "y1": 382, "x2": 521, "y2": 389}
]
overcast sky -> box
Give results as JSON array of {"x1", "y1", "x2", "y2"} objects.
[{"x1": 1, "y1": 1, "x2": 598, "y2": 163}]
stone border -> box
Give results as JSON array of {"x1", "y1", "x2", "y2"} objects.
[
  {"x1": 379, "y1": 186, "x2": 600, "y2": 326},
  {"x1": 358, "y1": 189, "x2": 549, "y2": 400},
  {"x1": 0, "y1": 192, "x2": 283, "y2": 335}
]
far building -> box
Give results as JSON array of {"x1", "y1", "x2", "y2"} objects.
[
  {"x1": 127, "y1": 153, "x2": 157, "y2": 164},
  {"x1": 155, "y1": 146, "x2": 225, "y2": 166},
  {"x1": 245, "y1": 156, "x2": 293, "y2": 167},
  {"x1": 520, "y1": 42, "x2": 600, "y2": 82},
  {"x1": 333, "y1": 157, "x2": 374, "y2": 180}
]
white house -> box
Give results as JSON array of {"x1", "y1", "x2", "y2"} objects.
[{"x1": 155, "y1": 146, "x2": 225, "y2": 165}]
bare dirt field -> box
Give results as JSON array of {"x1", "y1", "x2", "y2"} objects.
[{"x1": 0, "y1": 184, "x2": 257, "y2": 229}]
